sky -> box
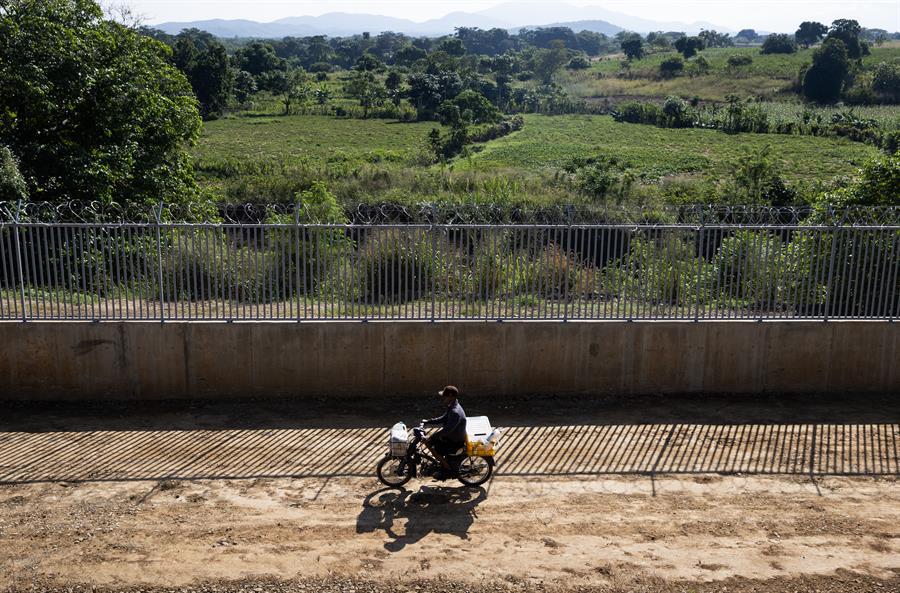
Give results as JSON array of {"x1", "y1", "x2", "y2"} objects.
[{"x1": 126, "y1": 0, "x2": 900, "y2": 32}]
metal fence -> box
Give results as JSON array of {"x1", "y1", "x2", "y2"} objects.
[{"x1": 1, "y1": 218, "x2": 897, "y2": 321}]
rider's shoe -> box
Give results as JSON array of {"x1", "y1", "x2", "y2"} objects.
[{"x1": 433, "y1": 468, "x2": 452, "y2": 481}]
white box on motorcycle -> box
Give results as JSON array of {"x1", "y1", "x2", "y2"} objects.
[
  {"x1": 389, "y1": 422, "x2": 408, "y2": 457},
  {"x1": 466, "y1": 416, "x2": 492, "y2": 443}
]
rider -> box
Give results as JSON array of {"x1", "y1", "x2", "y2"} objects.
[{"x1": 423, "y1": 385, "x2": 467, "y2": 480}]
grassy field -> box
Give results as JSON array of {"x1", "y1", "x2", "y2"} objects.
[
  {"x1": 190, "y1": 110, "x2": 881, "y2": 209},
  {"x1": 563, "y1": 43, "x2": 900, "y2": 102},
  {"x1": 195, "y1": 115, "x2": 435, "y2": 170},
  {"x1": 462, "y1": 114, "x2": 879, "y2": 183}
]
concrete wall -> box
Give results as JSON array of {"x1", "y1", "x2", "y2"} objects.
[{"x1": 0, "y1": 321, "x2": 897, "y2": 401}]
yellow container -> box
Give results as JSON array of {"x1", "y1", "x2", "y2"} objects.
[{"x1": 466, "y1": 438, "x2": 495, "y2": 457}]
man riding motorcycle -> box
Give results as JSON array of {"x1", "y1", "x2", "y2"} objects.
[{"x1": 422, "y1": 385, "x2": 467, "y2": 480}]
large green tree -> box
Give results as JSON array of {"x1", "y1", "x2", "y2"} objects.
[
  {"x1": 795, "y1": 21, "x2": 828, "y2": 47},
  {"x1": 801, "y1": 38, "x2": 850, "y2": 103},
  {"x1": 0, "y1": 0, "x2": 201, "y2": 206}
]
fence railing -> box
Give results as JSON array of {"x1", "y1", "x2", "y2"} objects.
[{"x1": 1, "y1": 220, "x2": 897, "y2": 321}]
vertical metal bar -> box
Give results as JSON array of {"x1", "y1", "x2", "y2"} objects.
[
  {"x1": 562, "y1": 225, "x2": 570, "y2": 322},
  {"x1": 47, "y1": 225, "x2": 61, "y2": 319},
  {"x1": 873, "y1": 231, "x2": 895, "y2": 319},
  {"x1": 692, "y1": 227, "x2": 702, "y2": 322},
  {"x1": 823, "y1": 227, "x2": 840, "y2": 321},
  {"x1": 885, "y1": 231, "x2": 899, "y2": 320},
  {"x1": 154, "y1": 205, "x2": 166, "y2": 322},
  {"x1": 860, "y1": 231, "x2": 881, "y2": 318},
  {"x1": 12, "y1": 213, "x2": 27, "y2": 321}
]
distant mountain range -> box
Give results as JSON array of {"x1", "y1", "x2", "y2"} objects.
[{"x1": 154, "y1": 2, "x2": 730, "y2": 39}]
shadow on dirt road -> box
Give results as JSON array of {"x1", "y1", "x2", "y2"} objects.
[{"x1": 356, "y1": 486, "x2": 488, "y2": 552}]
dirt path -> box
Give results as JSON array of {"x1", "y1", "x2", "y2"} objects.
[{"x1": 1, "y1": 394, "x2": 898, "y2": 591}]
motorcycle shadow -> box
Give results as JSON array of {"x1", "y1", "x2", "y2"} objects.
[{"x1": 356, "y1": 485, "x2": 487, "y2": 552}]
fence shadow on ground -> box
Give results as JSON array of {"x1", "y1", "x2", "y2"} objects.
[{"x1": 0, "y1": 394, "x2": 897, "y2": 484}]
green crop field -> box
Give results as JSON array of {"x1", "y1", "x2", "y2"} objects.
[
  {"x1": 562, "y1": 43, "x2": 900, "y2": 102},
  {"x1": 195, "y1": 115, "x2": 435, "y2": 170},
  {"x1": 462, "y1": 114, "x2": 879, "y2": 183}
]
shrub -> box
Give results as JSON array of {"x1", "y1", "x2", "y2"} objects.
[
  {"x1": 567, "y1": 55, "x2": 592, "y2": 70},
  {"x1": 0, "y1": 145, "x2": 27, "y2": 201},
  {"x1": 659, "y1": 56, "x2": 684, "y2": 78},
  {"x1": 601, "y1": 235, "x2": 713, "y2": 309},
  {"x1": 613, "y1": 101, "x2": 662, "y2": 125},
  {"x1": 340, "y1": 229, "x2": 446, "y2": 304},
  {"x1": 714, "y1": 231, "x2": 784, "y2": 311},
  {"x1": 662, "y1": 95, "x2": 692, "y2": 127},
  {"x1": 761, "y1": 33, "x2": 797, "y2": 54},
  {"x1": 726, "y1": 54, "x2": 753, "y2": 68},
  {"x1": 871, "y1": 61, "x2": 900, "y2": 102}
]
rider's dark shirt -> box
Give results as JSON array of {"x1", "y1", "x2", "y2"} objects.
[{"x1": 425, "y1": 400, "x2": 467, "y2": 443}]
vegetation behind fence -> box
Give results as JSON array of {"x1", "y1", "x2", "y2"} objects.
[{"x1": 0, "y1": 216, "x2": 896, "y2": 321}]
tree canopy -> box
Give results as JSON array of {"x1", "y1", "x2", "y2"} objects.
[{"x1": 0, "y1": 0, "x2": 201, "y2": 206}]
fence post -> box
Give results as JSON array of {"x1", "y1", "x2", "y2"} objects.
[
  {"x1": 823, "y1": 225, "x2": 839, "y2": 322},
  {"x1": 12, "y1": 200, "x2": 27, "y2": 322},
  {"x1": 154, "y1": 202, "x2": 166, "y2": 322}
]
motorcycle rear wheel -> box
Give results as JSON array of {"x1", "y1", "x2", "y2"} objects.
[
  {"x1": 457, "y1": 455, "x2": 494, "y2": 487},
  {"x1": 376, "y1": 455, "x2": 413, "y2": 488}
]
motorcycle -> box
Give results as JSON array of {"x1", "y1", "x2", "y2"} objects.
[{"x1": 376, "y1": 421, "x2": 495, "y2": 488}]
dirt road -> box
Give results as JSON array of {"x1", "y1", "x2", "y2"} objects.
[{"x1": 1, "y1": 393, "x2": 898, "y2": 592}]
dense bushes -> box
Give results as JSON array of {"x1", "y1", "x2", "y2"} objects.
[
  {"x1": 611, "y1": 95, "x2": 897, "y2": 150},
  {"x1": 761, "y1": 34, "x2": 797, "y2": 55}
]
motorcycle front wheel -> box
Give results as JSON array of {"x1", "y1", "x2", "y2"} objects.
[
  {"x1": 376, "y1": 455, "x2": 413, "y2": 488},
  {"x1": 457, "y1": 455, "x2": 494, "y2": 487}
]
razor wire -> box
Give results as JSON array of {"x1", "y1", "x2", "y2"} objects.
[{"x1": 2, "y1": 201, "x2": 899, "y2": 227}]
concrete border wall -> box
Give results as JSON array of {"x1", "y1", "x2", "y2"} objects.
[{"x1": 0, "y1": 322, "x2": 897, "y2": 401}]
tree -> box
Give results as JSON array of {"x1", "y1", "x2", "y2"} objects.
[
  {"x1": 576, "y1": 30, "x2": 608, "y2": 56},
  {"x1": 313, "y1": 86, "x2": 331, "y2": 106},
  {"x1": 385, "y1": 71, "x2": 404, "y2": 107},
  {"x1": 355, "y1": 52, "x2": 384, "y2": 72},
  {"x1": 826, "y1": 19, "x2": 863, "y2": 59},
  {"x1": 659, "y1": 56, "x2": 684, "y2": 77},
  {"x1": 698, "y1": 30, "x2": 732, "y2": 48},
  {"x1": 393, "y1": 44, "x2": 427, "y2": 67},
  {"x1": 234, "y1": 41, "x2": 284, "y2": 78},
  {"x1": 795, "y1": 21, "x2": 828, "y2": 47},
  {"x1": 802, "y1": 38, "x2": 850, "y2": 103},
  {"x1": 406, "y1": 71, "x2": 464, "y2": 120},
  {"x1": 262, "y1": 69, "x2": 310, "y2": 114},
  {"x1": 871, "y1": 62, "x2": 900, "y2": 101},
  {"x1": 0, "y1": 0, "x2": 201, "y2": 206},
  {"x1": 674, "y1": 36, "x2": 705, "y2": 58},
  {"x1": 437, "y1": 37, "x2": 467, "y2": 56},
  {"x1": 534, "y1": 40, "x2": 569, "y2": 83},
  {"x1": 347, "y1": 71, "x2": 387, "y2": 118},
  {"x1": 438, "y1": 90, "x2": 501, "y2": 125},
  {"x1": 233, "y1": 70, "x2": 257, "y2": 104},
  {"x1": 736, "y1": 29, "x2": 758, "y2": 42},
  {"x1": 761, "y1": 33, "x2": 797, "y2": 54},
  {"x1": 191, "y1": 42, "x2": 233, "y2": 118},
  {"x1": 620, "y1": 33, "x2": 644, "y2": 60}
]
